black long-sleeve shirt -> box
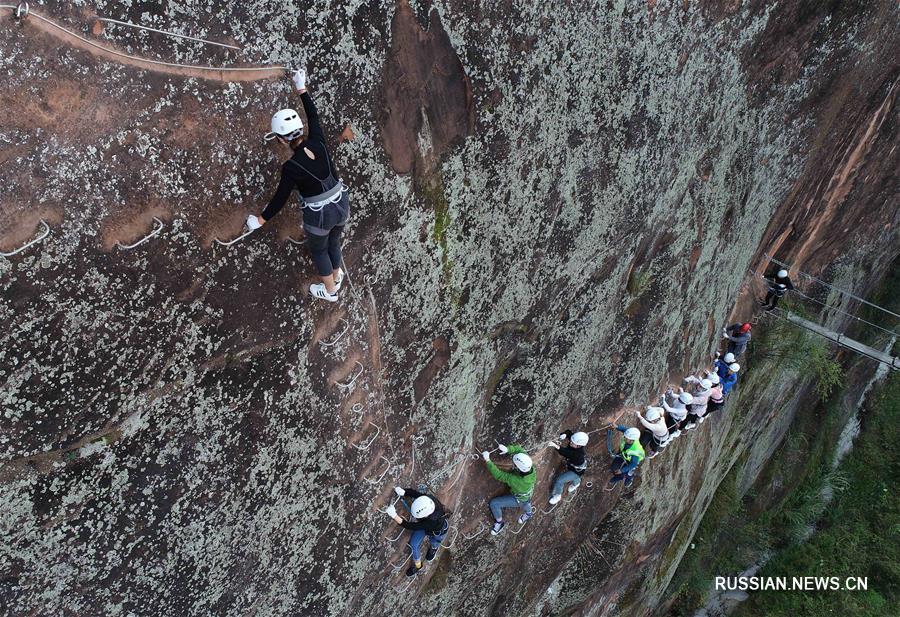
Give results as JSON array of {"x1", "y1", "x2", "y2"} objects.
[
  {"x1": 397, "y1": 489, "x2": 446, "y2": 534},
  {"x1": 764, "y1": 268, "x2": 794, "y2": 294},
  {"x1": 557, "y1": 431, "x2": 587, "y2": 475},
  {"x1": 260, "y1": 91, "x2": 338, "y2": 221}
]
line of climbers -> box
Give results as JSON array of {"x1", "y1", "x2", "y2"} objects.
[
  {"x1": 252, "y1": 69, "x2": 762, "y2": 581},
  {"x1": 378, "y1": 322, "x2": 750, "y2": 578}
]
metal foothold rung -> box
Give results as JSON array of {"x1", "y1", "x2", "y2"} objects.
[
  {"x1": 509, "y1": 521, "x2": 529, "y2": 535},
  {"x1": 287, "y1": 235, "x2": 304, "y2": 245},
  {"x1": 320, "y1": 319, "x2": 349, "y2": 348},
  {"x1": 214, "y1": 226, "x2": 254, "y2": 247},
  {"x1": 15, "y1": 2, "x2": 29, "y2": 19},
  {"x1": 389, "y1": 554, "x2": 410, "y2": 573},
  {"x1": 337, "y1": 361, "x2": 364, "y2": 390},
  {"x1": 117, "y1": 217, "x2": 164, "y2": 250},
  {"x1": 364, "y1": 455, "x2": 393, "y2": 485},
  {"x1": 439, "y1": 525, "x2": 459, "y2": 549},
  {"x1": 350, "y1": 421, "x2": 381, "y2": 451},
  {"x1": 461, "y1": 522, "x2": 487, "y2": 540},
  {"x1": 0, "y1": 219, "x2": 49, "y2": 257}
]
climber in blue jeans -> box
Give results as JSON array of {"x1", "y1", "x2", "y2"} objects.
[{"x1": 384, "y1": 486, "x2": 448, "y2": 577}]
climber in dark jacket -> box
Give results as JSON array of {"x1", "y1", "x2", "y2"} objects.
[
  {"x1": 384, "y1": 487, "x2": 449, "y2": 577},
  {"x1": 761, "y1": 268, "x2": 794, "y2": 310},
  {"x1": 247, "y1": 68, "x2": 350, "y2": 304},
  {"x1": 722, "y1": 322, "x2": 752, "y2": 357},
  {"x1": 547, "y1": 430, "x2": 589, "y2": 504}
]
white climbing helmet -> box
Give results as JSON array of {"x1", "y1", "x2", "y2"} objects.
[
  {"x1": 678, "y1": 392, "x2": 694, "y2": 405},
  {"x1": 729, "y1": 363, "x2": 741, "y2": 372},
  {"x1": 624, "y1": 427, "x2": 641, "y2": 441},
  {"x1": 411, "y1": 495, "x2": 435, "y2": 519},
  {"x1": 777, "y1": 269, "x2": 788, "y2": 278},
  {"x1": 270, "y1": 108, "x2": 304, "y2": 140},
  {"x1": 571, "y1": 432, "x2": 589, "y2": 447},
  {"x1": 723, "y1": 352, "x2": 736, "y2": 364},
  {"x1": 699, "y1": 378, "x2": 712, "y2": 390},
  {"x1": 645, "y1": 406, "x2": 663, "y2": 422},
  {"x1": 512, "y1": 452, "x2": 533, "y2": 473},
  {"x1": 707, "y1": 372, "x2": 721, "y2": 385}
]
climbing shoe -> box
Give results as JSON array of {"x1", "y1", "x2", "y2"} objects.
[
  {"x1": 517, "y1": 512, "x2": 532, "y2": 525},
  {"x1": 309, "y1": 283, "x2": 338, "y2": 303},
  {"x1": 426, "y1": 546, "x2": 438, "y2": 562},
  {"x1": 568, "y1": 484, "x2": 578, "y2": 494},
  {"x1": 491, "y1": 521, "x2": 505, "y2": 535},
  {"x1": 684, "y1": 423, "x2": 697, "y2": 431},
  {"x1": 405, "y1": 563, "x2": 421, "y2": 578},
  {"x1": 548, "y1": 494, "x2": 562, "y2": 505},
  {"x1": 670, "y1": 430, "x2": 682, "y2": 439},
  {"x1": 699, "y1": 416, "x2": 706, "y2": 424}
]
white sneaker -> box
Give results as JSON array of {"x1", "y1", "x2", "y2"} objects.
[
  {"x1": 549, "y1": 494, "x2": 562, "y2": 505},
  {"x1": 699, "y1": 416, "x2": 706, "y2": 424},
  {"x1": 309, "y1": 283, "x2": 338, "y2": 303},
  {"x1": 333, "y1": 269, "x2": 344, "y2": 291},
  {"x1": 568, "y1": 484, "x2": 578, "y2": 494},
  {"x1": 684, "y1": 423, "x2": 697, "y2": 431},
  {"x1": 671, "y1": 430, "x2": 682, "y2": 438}
]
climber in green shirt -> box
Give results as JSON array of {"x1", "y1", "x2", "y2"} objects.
[{"x1": 482, "y1": 444, "x2": 536, "y2": 535}]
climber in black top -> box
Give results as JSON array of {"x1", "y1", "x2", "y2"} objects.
[
  {"x1": 546, "y1": 430, "x2": 589, "y2": 505},
  {"x1": 761, "y1": 267, "x2": 794, "y2": 310},
  {"x1": 247, "y1": 68, "x2": 350, "y2": 304},
  {"x1": 384, "y1": 487, "x2": 449, "y2": 577}
]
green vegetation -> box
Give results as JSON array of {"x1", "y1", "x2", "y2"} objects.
[
  {"x1": 733, "y1": 373, "x2": 900, "y2": 616},
  {"x1": 753, "y1": 297, "x2": 843, "y2": 401}
]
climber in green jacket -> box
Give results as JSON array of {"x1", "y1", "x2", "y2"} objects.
[
  {"x1": 482, "y1": 444, "x2": 536, "y2": 535},
  {"x1": 605, "y1": 426, "x2": 645, "y2": 490}
]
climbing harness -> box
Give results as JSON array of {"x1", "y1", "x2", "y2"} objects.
[
  {"x1": 98, "y1": 16, "x2": 242, "y2": 51},
  {"x1": 1, "y1": 5, "x2": 290, "y2": 78},
  {"x1": 0, "y1": 219, "x2": 49, "y2": 257},
  {"x1": 117, "y1": 217, "x2": 164, "y2": 250}
]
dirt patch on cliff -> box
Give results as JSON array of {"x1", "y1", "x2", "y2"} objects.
[{"x1": 379, "y1": 0, "x2": 474, "y2": 175}]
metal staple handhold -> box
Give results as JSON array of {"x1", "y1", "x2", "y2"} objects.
[
  {"x1": 214, "y1": 226, "x2": 254, "y2": 247},
  {"x1": 320, "y1": 319, "x2": 349, "y2": 348},
  {"x1": 389, "y1": 554, "x2": 410, "y2": 573},
  {"x1": 509, "y1": 521, "x2": 529, "y2": 535},
  {"x1": 540, "y1": 502, "x2": 559, "y2": 515},
  {"x1": 117, "y1": 217, "x2": 163, "y2": 250},
  {"x1": 15, "y1": 1, "x2": 27, "y2": 19},
  {"x1": 0, "y1": 220, "x2": 49, "y2": 257},
  {"x1": 461, "y1": 522, "x2": 487, "y2": 540},
  {"x1": 364, "y1": 456, "x2": 392, "y2": 485},
  {"x1": 440, "y1": 525, "x2": 459, "y2": 549},
  {"x1": 337, "y1": 361, "x2": 363, "y2": 390},
  {"x1": 350, "y1": 421, "x2": 380, "y2": 451}
]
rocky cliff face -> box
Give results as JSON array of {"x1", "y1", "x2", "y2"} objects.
[{"x1": 1, "y1": 1, "x2": 897, "y2": 616}]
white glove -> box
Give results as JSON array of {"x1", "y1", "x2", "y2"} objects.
[
  {"x1": 548, "y1": 441, "x2": 560, "y2": 450},
  {"x1": 394, "y1": 487, "x2": 405, "y2": 497},
  {"x1": 498, "y1": 444, "x2": 508, "y2": 454},
  {"x1": 292, "y1": 68, "x2": 307, "y2": 90},
  {"x1": 246, "y1": 215, "x2": 262, "y2": 231},
  {"x1": 722, "y1": 328, "x2": 728, "y2": 338},
  {"x1": 559, "y1": 433, "x2": 567, "y2": 440},
  {"x1": 481, "y1": 451, "x2": 490, "y2": 461},
  {"x1": 385, "y1": 505, "x2": 397, "y2": 518}
]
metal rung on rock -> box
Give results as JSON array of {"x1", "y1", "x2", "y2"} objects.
[{"x1": 1, "y1": 220, "x2": 49, "y2": 257}]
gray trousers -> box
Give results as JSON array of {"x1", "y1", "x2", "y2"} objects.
[
  {"x1": 489, "y1": 494, "x2": 533, "y2": 522},
  {"x1": 551, "y1": 470, "x2": 583, "y2": 497}
]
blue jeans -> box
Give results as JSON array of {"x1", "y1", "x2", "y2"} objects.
[
  {"x1": 610, "y1": 455, "x2": 635, "y2": 486},
  {"x1": 408, "y1": 522, "x2": 448, "y2": 562},
  {"x1": 489, "y1": 494, "x2": 533, "y2": 522},
  {"x1": 551, "y1": 470, "x2": 582, "y2": 497}
]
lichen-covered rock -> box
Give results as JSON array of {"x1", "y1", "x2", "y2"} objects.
[{"x1": 1, "y1": 1, "x2": 897, "y2": 616}]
